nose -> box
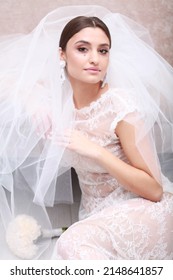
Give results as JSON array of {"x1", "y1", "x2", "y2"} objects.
[{"x1": 89, "y1": 50, "x2": 99, "y2": 65}]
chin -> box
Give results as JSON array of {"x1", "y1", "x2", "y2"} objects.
[{"x1": 83, "y1": 77, "x2": 102, "y2": 85}]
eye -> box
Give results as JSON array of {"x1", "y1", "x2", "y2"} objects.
[
  {"x1": 77, "y1": 47, "x2": 88, "y2": 53},
  {"x1": 99, "y1": 49, "x2": 109, "y2": 55}
]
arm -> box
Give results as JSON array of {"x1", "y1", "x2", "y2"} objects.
[
  {"x1": 95, "y1": 120, "x2": 163, "y2": 202},
  {"x1": 64, "y1": 120, "x2": 163, "y2": 202}
]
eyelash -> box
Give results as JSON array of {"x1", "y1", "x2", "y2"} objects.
[
  {"x1": 99, "y1": 49, "x2": 109, "y2": 55},
  {"x1": 77, "y1": 47, "x2": 109, "y2": 55},
  {"x1": 78, "y1": 47, "x2": 87, "y2": 52}
]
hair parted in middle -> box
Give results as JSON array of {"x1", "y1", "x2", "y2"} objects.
[{"x1": 59, "y1": 16, "x2": 112, "y2": 51}]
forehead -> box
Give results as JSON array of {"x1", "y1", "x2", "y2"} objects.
[{"x1": 68, "y1": 27, "x2": 110, "y2": 45}]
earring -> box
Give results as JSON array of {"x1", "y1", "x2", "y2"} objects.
[
  {"x1": 101, "y1": 74, "x2": 107, "y2": 88},
  {"x1": 60, "y1": 60, "x2": 66, "y2": 84}
]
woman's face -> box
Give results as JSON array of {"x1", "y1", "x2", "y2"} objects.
[{"x1": 60, "y1": 27, "x2": 110, "y2": 85}]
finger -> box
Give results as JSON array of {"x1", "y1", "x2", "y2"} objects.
[{"x1": 51, "y1": 134, "x2": 71, "y2": 144}]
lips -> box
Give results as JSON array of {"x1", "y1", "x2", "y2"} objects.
[{"x1": 84, "y1": 67, "x2": 101, "y2": 72}]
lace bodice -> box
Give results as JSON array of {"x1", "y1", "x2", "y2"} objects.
[{"x1": 64, "y1": 88, "x2": 139, "y2": 219}]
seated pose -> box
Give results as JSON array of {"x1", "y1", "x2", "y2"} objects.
[
  {"x1": 52, "y1": 12, "x2": 173, "y2": 260},
  {"x1": 0, "y1": 6, "x2": 172, "y2": 260}
]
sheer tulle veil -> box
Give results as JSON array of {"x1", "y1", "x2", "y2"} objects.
[{"x1": 0, "y1": 5, "x2": 172, "y2": 259}]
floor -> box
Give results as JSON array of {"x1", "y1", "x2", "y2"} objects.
[
  {"x1": 47, "y1": 168, "x2": 81, "y2": 229},
  {"x1": 43, "y1": 169, "x2": 81, "y2": 259}
]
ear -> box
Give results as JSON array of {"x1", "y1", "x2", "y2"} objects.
[{"x1": 59, "y1": 47, "x2": 66, "y2": 61}]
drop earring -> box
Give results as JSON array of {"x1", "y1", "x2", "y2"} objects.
[{"x1": 60, "y1": 60, "x2": 66, "y2": 84}]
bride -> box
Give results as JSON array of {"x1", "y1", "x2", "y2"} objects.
[{"x1": 0, "y1": 5, "x2": 173, "y2": 259}]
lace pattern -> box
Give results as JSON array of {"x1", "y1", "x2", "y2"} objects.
[{"x1": 54, "y1": 88, "x2": 173, "y2": 260}]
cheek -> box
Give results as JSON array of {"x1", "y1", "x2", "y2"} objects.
[
  {"x1": 68, "y1": 54, "x2": 78, "y2": 64},
  {"x1": 66, "y1": 61, "x2": 80, "y2": 76},
  {"x1": 104, "y1": 57, "x2": 110, "y2": 67},
  {"x1": 66, "y1": 54, "x2": 85, "y2": 74}
]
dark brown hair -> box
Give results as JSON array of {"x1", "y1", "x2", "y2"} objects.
[{"x1": 59, "y1": 16, "x2": 111, "y2": 50}]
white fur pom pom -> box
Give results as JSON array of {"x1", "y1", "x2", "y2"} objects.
[{"x1": 6, "y1": 214, "x2": 41, "y2": 259}]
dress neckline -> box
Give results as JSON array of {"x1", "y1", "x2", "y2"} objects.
[{"x1": 73, "y1": 88, "x2": 114, "y2": 113}]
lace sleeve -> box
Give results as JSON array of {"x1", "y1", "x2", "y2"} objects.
[{"x1": 109, "y1": 88, "x2": 141, "y2": 133}]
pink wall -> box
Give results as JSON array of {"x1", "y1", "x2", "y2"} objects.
[{"x1": 0, "y1": 0, "x2": 173, "y2": 65}]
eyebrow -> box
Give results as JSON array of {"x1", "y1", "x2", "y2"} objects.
[{"x1": 75, "y1": 40, "x2": 110, "y2": 48}]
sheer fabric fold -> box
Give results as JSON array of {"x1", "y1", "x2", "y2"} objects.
[{"x1": 0, "y1": 5, "x2": 172, "y2": 259}]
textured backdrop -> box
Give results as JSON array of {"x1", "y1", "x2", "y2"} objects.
[{"x1": 0, "y1": 0, "x2": 173, "y2": 65}]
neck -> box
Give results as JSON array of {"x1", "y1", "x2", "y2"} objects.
[{"x1": 70, "y1": 80, "x2": 107, "y2": 109}]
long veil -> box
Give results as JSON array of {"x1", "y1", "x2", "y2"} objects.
[{"x1": 0, "y1": 5, "x2": 172, "y2": 259}]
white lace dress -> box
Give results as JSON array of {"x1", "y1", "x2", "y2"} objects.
[{"x1": 53, "y1": 88, "x2": 173, "y2": 260}]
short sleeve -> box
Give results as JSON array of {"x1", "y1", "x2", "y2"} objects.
[{"x1": 109, "y1": 88, "x2": 141, "y2": 133}]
